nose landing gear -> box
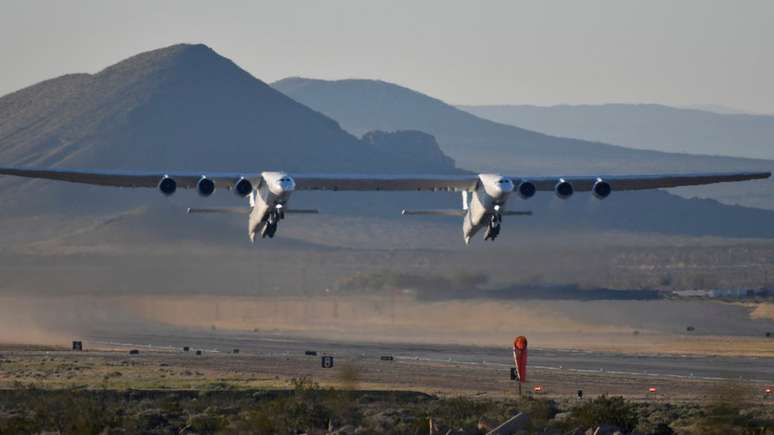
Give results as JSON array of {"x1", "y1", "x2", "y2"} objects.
[{"x1": 484, "y1": 213, "x2": 502, "y2": 241}]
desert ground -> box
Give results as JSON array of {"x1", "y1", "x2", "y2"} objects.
[
  {"x1": 1, "y1": 229, "x2": 774, "y2": 433},
  {"x1": 2, "y1": 329, "x2": 773, "y2": 434}
]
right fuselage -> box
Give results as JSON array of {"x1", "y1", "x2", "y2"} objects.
[
  {"x1": 462, "y1": 174, "x2": 514, "y2": 244},
  {"x1": 248, "y1": 171, "x2": 295, "y2": 241}
]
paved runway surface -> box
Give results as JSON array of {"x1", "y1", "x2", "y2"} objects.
[{"x1": 87, "y1": 329, "x2": 774, "y2": 384}]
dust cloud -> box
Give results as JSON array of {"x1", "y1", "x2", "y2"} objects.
[
  {"x1": 1, "y1": 293, "x2": 771, "y2": 357},
  {"x1": 121, "y1": 294, "x2": 774, "y2": 356},
  {"x1": 0, "y1": 295, "x2": 84, "y2": 345},
  {"x1": 124, "y1": 294, "x2": 629, "y2": 342},
  {"x1": 749, "y1": 303, "x2": 774, "y2": 320}
]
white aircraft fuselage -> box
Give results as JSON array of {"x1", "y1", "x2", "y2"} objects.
[
  {"x1": 462, "y1": 174, "x2": 515, "y2": 244},
  {"x1": 248, "y1": 171, "x2": 296, "y2": 241}
]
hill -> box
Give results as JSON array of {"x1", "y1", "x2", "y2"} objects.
[
  {"x1": 0, "y1": 44, "x2": 459, "y2": 174},
  {"x1": 273, "y1": 78, "x2": 774, "y2": 211},
  {"x1": 0, "y1": 44, "x2": 460, "y2": 216},
  {"x1": 458, "y1": 103, "x2": 774, "y2": 161}
]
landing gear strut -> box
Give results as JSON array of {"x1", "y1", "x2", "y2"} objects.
[
  {"x1": 484, "y1": 213, "x2": 502, "y2": 241},
  {"x1": 260, "y1": 209, "x2": 283, "y2": 238}
]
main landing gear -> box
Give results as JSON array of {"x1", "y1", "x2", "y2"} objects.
[
  {"x1": 260, "y1": 208, "x2": 285, "y2": 238},
  {"x1": 484, "y1": 213, "x2": 502, "y2": 241}
]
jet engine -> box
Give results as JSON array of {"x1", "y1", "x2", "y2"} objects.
[
  {"x1": 158, "y1": 176, "x2": 177, "y2": 196},
  {"x1": 197, "y1": 176, "x2": 215, "y2": 197},
  {"x1": 517, "y1": 181, "x2": 536, "y2": 199},
  {"x1": 554, "y1": 179, "x2": 574, "y2": 199},
  {"x1": 592, "y1": 178, "x2": 612, "y2": 199},
  {"x1": 233, "y1": 177, "x2": 253, "y2": 197}
]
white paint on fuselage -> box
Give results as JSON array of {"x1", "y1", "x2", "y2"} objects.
[
  {"x1": 462, "y1": 174, "x2": 513, "y2": 243},
  {"x1": 248, "y1": 172, "x2": 295, "y2": 241}
]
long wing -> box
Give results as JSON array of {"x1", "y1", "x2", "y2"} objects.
[
  {"x1": 0, "y1": 167, "x2": 768, "y2": 192},
  {"x1": 511, "y1": 172, "x2": 771, "y2": 192},
  {"x1": 0, "y1": 167, "x2": 261, "y2": 189},
  {"x1": 0, "y1": 167, "x2": 477, "y2": 191}
]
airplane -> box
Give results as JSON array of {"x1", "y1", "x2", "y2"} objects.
[{"x1": 0, "y1": 167, "x2": 769, "y2": 244}]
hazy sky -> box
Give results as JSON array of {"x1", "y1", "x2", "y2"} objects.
[{"x1": 2, "y1": 1, "x2": 773, "y2": 113}]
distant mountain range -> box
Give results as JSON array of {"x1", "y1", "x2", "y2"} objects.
[
  {"x1": 0, "y1": 44, "x2": 460, "y2": 217},
  {"x1": 458, "y1": 104, "x2": 774, "y2": 161},
  {"x1": 680, "y1": 104, "x2": 755, "y2": 115},
  {"x1": 272, "y1": 77, "x2": 774, "y2": 211},
  {"x1": 0, "y1": 44, "x2": 773, "y2": 244}
]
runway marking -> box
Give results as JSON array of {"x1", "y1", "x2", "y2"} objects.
[{"x1": 86, "y1": 339, "x2": 772, "y2": 384}]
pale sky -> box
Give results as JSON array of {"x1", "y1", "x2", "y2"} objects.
[{"x1": 2, "y1": 0, "x2": 773, "y2": 113}]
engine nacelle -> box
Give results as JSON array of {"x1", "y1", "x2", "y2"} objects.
[
  {"x1": 554, "y1": 179, "x2": 574, "y2": 199},
  {"x1": 517, "y1": 181, "x2": 536, "y2": 199},
  {"x1": 197, "y1": 176, "x2": 215, "y2": 197},
  {"x1": 592, "y1": 178, "x2": 612, "y2": 199},
  {"x1": 233, "y1": 177, "x2": 253, "y2": 197},
  {"x1": 158, "y1": 176, "x2": 177, "y2": 196}
]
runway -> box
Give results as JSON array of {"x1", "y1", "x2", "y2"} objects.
[{"x1": 80, "y1": 329, "x2": 774, "y2": 399}]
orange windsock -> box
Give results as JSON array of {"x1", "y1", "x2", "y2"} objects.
[{"x1": 512, "y1": 336, "x2": 528, "y2": 383}]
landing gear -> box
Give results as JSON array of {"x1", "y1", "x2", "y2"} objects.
[
  {"x1": 262, "y1": 221, "x2": 277, "y2": 238},
  {"x1": 260, "y1": 209, "x2": 283, "y2": 238},
  {"x1": 484, "y1": 213, "x2": 502, "y2": 241}
]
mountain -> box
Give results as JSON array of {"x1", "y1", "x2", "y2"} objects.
[
  {"x1": 0, "y1": 44, "x2": 460, "y2": 216},
  {"x1": 361, "y1": 130, "x2": 456, "y2": 172},
  {"x1": 0, "y1": 44, "x2": 457, "y2": 174},
  {"x1": 458, "y1": 104, "x2": 774, "y2": 161},
  {"x1": 681, "y1": 104, "x2": 753, "y2": 115},
  {"x1": 272, "y1": 77, "x2": 774, "y2": 211},
  {"x1": 272, "y1": 77, "x2": 638, "y2": 174}
]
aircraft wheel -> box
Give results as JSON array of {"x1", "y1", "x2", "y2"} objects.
[{"x1": 266, "y1": 222, "x2": 278, "y2": 238}]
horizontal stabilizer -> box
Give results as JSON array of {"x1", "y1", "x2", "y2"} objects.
[
  {"x1": 187, "y1": 207, "x2": 319, "y2": 214},
  {"x1": 187, "y1": 207, "x2": 248, "y2": 214},
  {"x1": 401, "y1": 209, "x2": 466, "y2": 217},
  {"x1": 401, "y1": 209, "x2": 532, "y2": 217},
  {"x1": 285, "y1": 209, "x2": 319, "y2": 214}
]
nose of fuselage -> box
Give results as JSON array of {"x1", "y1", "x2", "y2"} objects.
[
  {"x1": 491, "y1": 177, "x2": 514, "y2": 198},
  {"x1": 278, "y1": 178, "x2": 295, "y2": 193},
  {"x1": 266, "y1": 174, "x2": 296, "y2": 196}
]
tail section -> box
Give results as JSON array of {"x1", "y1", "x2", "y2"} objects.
[
  {"x1": 401, "y1": 209, "x2": 466, "y2": 216},
  {"x1": 187, "y1": 207, "x2": 319, "y2": 214},
  {"x1": 187, "y1": 207, "x2": 249, "y2": 214}
]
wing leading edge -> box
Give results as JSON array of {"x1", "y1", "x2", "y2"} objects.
[
  {"x1": 0, "y1": 167, "x2": 262, "y2": 189},
  {"x1": 510, "y1": 172, "x2": 771, "y2": 192},
  {"x1": 0, "y1": 167, "x2": 769, "y2": 192}
]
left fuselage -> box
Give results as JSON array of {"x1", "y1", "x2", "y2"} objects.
[
  {"x1": 248, "y1": 171, "x2": 295, "y2": 240},
  {"x1": 462, "y1": 174, "x2": 514, "y2": 243}
]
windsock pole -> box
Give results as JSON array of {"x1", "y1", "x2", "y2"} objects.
[{"x1": 513, "y1": 336, "x2": 528, "y2": 397}]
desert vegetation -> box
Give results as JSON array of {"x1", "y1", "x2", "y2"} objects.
[{"x1": 1, "y1": 380, "x2": 772, "y2": 434}]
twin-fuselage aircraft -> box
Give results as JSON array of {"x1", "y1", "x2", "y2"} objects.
[{"x1": 0, "y1": 167, "x2": 769, "y2": 244}]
